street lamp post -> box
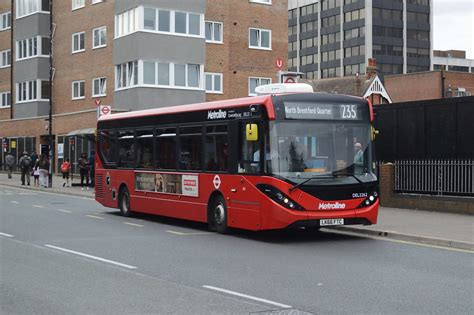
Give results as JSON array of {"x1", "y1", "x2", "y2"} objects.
[{"x1": 48, "y1": 0, "x2": 54, "y2": 188}]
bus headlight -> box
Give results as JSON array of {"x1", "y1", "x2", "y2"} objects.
[
  {"x1": 357, "y1": 191, "x2": 378, "y2": 208},
  {"x1": 256, "y1": 184, "x2": 304, "y2": 210}
]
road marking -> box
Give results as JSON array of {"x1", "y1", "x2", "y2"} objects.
[
  {"x1": 327, "y1": 229, "x2": 474, "y2": 254},
  {"x1": 10, "y1": 201, "x2": 19, "y2": 204},
  {"x1": 124, "y1": 222, "x2": 144, "y2": 227},
  {"x1": 166, "y1": 230, "x2": 212, "y2": 236},
  {"x1": 0, "y1": 184, "x2": 94, "y2": 200},
  {"x1": 86, "y1": 215, "x2": 104, "y2": 220},
  {"x1": 203, "y1": 285, "x2": 292, "y2": 309},
  {"x1": 45, "y1": 245, "x2": 137, "y2": 269},
  {"x1": 0, "y1": 232, "x2": 14, "y2": 238},
  {"x1": 32, "y1": 205, "x2": 44, "y2": 208},
  {"x1": 57, "y1": 209, "x2": 72, "y2": 213}
]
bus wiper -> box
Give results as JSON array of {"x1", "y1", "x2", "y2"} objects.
[
  {"x1": 289, "y1": 175, "x2": 334, "y2": 193},
  {"x1": 331, "y1": 171, "x2": 364, "y2": 184}
]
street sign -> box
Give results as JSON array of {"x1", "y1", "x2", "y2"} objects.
[
  {"x1": 284, "y1": 77, "x2": 296, "y2": 83},
  {"x1": 279, "y1": 71, "x2": 304, "y2": 83},
  {"x1": 97, "y1": 105, "x2": 112, "y2": 119},
  {"x1": 275, "y1": 57, "x2": 284, "y2": 70},
  {"x1": 95, "y1": 99, "x2": 101, "y2": 106}
]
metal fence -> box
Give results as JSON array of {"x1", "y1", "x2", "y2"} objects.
[{"x1": 395, "y1": 159, "x2": 474, "y2": 196}]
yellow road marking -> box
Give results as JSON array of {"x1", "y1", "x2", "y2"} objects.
[
  {"x1": 124, "y1": 222, "x2": 144, "y2": 227},
  {"x1": 86, "y1": 215, "x2": 104, "y2": 220}
]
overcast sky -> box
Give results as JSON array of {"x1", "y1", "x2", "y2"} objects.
[{"x1": 433, "y1": 0, "x2": 474, "y2": 58}]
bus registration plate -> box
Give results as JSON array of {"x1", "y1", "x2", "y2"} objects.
[{"x1": 320, "y1": 218, "x2": 344, "y2": 226}]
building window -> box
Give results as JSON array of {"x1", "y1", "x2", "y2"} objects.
[
  {"x1": 344, "y1": 8, "x2": 365, "y2": 22},
  {"x1": 249, "y1": 77, "x2": 271, "y2": 96},
  {"x1": 92, "y1": 77, "x2": 106, "y2": 97},
  {"x1": 72, "y1": 0, "x2": 85, "y2": 10},
  {"x1": 141, "y1": 8, "x2": 202, "y2": 37},
  {"x1": 72, "y1": 32, "x2": 85, "y2": 53},
  {"x1": 322, "y1": 0, "x2": 341, "y2": 10},
  {"x1": 16, "y1": 80, "x2": 49, "y2": 102},
  {"x1": 0, "y1": 50, "x2": 11, "y2": 68},
  {"x1": 205, "y1": 73, "x2": 223, "y2": 94},
  {"x1": 1, "y1": 12, "x2": 11, "y2": 30},
  {"x1": 72, "y1": 80, "x2": 85, "y2": 99},
  {"x1": 16, "y1": 0, "x2": 50, "y2": 18},
  {"x1": 115, "y1": 8, "x2": 139, "y2": 37},
  {"x1": 93, "y1": 26, "x2": 106, "y2": 49},
  {"x1": 16, "y1": 37, "x2": 49, "y2": 60},
  {"x1": 205, "y1": 21, "x2": 223, "y2": 43},
  {"x1": 116, "y1": 61, "x2": 138, "y2": 89},
  {"x1": 0, "y1": 92, "x2": 11, "y2": 107},
  {"x1": 249, "y1": 0, "x2": 272, "y2": 5},
  {"x1": 249, "y1": 28, "x2": 271, "y2": 50},
  {"x1": 92, "y1": 0, "x2": 103, "y2": 4}
]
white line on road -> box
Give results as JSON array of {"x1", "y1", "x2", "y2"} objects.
[
  {"x1": 45, "y1": 245, "x2": 137, "y2": 269},
  {"x1": 0, "y1": 232, "x2": 14, "y2": 238},
  {"x1": 10, "y1": 201, "x2": 19, "y2": 204},
  {"x1": 57, "y1": 209, "x2": 72, "y2": 213},
  {"x1": 202, "y1": 285, "x2": 292, "y2": 309},
  {"x1": 166, "y1": 230, "x2": 212, "y2": 236},
  {"x1": 124, "y1": 222, "x2": 144, "y2": 227},
  {"x1": 32, "y1": 205, "x2": 44, "y2": 208},
  {"x1": 86, "y1": 215, "x2": 104, "y2": 220}
]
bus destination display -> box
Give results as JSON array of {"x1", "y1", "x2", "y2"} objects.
[{"x1": 284, "y1": 102, "x2": 362, "y2": 120}]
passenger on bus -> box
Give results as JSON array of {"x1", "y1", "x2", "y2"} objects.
[{"x1": 353, "y1": 142, "x2": 364, "y2": 174}]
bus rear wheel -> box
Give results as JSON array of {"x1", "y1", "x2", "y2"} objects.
[
  {"x1": 119, "y1": 186, "x2": 131, "y2": 217},
  {"x1": 210, "y1": 195, "x2": 228, "y2": 234}
]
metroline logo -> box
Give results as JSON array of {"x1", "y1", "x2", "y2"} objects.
[
  {"x1": 318, "y1": 202, "x2": 346, "y2": 210},
  {"x1": 207, "y1": 109, "x2": 227, "y2": 120}
]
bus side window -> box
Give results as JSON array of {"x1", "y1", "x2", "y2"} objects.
[
  {"x1": 99, "y1": 130, "x2": 117, "y2": 164},
  {"x1": 135, "y1": 129, "x2": 153, "y2": 169},
  {"x1": 118, "y1": 130, "x2": 135, "y2": 168},
  {"x1": 179, "y1": 126, "x2": 202, "y2": 171},
  {"x1": 238, "y1": 122, "x2": 261, "y2": 174},
  {"x1": 205, "y1": 125, "x2": 228, "y2": 172},
  {"x1": 156, "y1": 128, "x2": 177, "y2": 170}
]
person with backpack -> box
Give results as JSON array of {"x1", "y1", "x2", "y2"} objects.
[
  {"x1": 78, "y1": 152, "x2": 90, "y2": 190},
  {"x1": 19, "y1": 151, "x2": 32, "y2": 186},
  {"x1": 61, "y1": 159, "x2": 71, "y2": 187},
  {"x1": 5, "y1": 152, "x2": 15, "y2": 179}
]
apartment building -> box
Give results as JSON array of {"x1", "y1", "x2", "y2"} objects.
[
  {"x1": 0, "y1": 0, "x2": 288, "y2": 173},
  {"x1": 433, "y1": 50, "x2": 474, "y2": 73},
  {"x1": 288, "y1": 0, "x2": 433, "y2": 79}
]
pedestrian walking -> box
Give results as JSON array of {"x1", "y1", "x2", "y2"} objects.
[
  {"x1": 33, "y1": 164, "x2": 40, "y2": 187},
  {"x1": 30, "y1": 151, "x2": 38, "y2": 168},
  {"x1": 78, "y1": 152, "x2": 90, "y2": 190},
  {"x1": 60, "y1": 159, "x2": 71, "y2": 187},
  {"x1": 5, "y1": 152, "x2": 15, "y2": 179},
  {"x1": 37, "y1": 154, "x2": 50, "y2": 188},
  {"x1": 89, "y1": 151, "x2": 95, "y2": 188},
  {"x1": 19, "y1": 151, "x2": 32, "y2": 186}
]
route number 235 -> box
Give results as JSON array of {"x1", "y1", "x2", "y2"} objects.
[{"x1": 341, "y1": 105, "x2": 357, "y2": 119}]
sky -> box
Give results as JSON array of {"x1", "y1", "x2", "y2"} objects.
[{"x1": 433, "y1": 0, "x2": 474, "y2": 58}]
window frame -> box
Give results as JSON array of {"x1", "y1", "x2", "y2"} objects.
[
  {"x1": 205, "y1": 21, "x2": 223, "y2": 44},
  {"x1": 249, "y1": 28, "x2": 272, "y2": 50},
  {"x1": 72, "y1": 31, "x2": 85, "y2": 53},
  {"x1": 72, "y1": 80, "x2": 85, "y2": 100},
  {"x1": 92, "y1": 77, "x2": 107, "y2": 97},
  {"x1": 205, "y1": 72, "x2": 223, "y2": 94},
  {"x1": 0, "y1": 11, "x2": 11, "y2": 30},
  {"x1": 0, "y1": 91, "x2": 11, "y2": 107},
  {"x1": 72, "y1": 0, "x2": 85, "y2": 11},
  {"x1": 0, "y1": 49, "x2": 11, "y2": 68},
  {"x1": 248, "y1": 77, "x2": 271, "y2": 96},
  {"x1": 92, "y1": 26, "x2": 107, "y2": 49},
  {"x1": 249, "y1": 0, "x2": 272, "y2": 5}
]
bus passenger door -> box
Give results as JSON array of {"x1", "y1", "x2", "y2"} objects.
[{"x1": 227, "y1": 121, "x2": 262, "y2": 231}]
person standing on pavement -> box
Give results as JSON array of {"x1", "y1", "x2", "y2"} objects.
[
  {"x1": 30, "y1": 151, "x2": 38, "y2": 168},
  {"x1": 19, "y1": 151, "x2": 32, "y2": 186},
  {"x1": 60, "y1": 159, "x2": 71, "y2": 187},
  {"x1": 33, "y1": 163, "x2": 40, "y2": 187},
  {"x1": 37, "y1": 154, "x2": 50, "y2": 188},
  {"x1": 5, "y1": 152, "x2": 15, "y2": 179},
  {"x1": 78, "y1": 152, "x2": 90, "y2": 190}
]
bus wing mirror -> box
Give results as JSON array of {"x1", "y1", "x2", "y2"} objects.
[
  {"x1": 246, "y1": 124, "x2": 258, "y2": 141},
  {"x1": 371, "y1": 126, "x2": 379, "y2": 141}
]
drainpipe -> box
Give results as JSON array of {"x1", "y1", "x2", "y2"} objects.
[{"x1": 10, "y1": 0, "x2": 14, "y2": 119}]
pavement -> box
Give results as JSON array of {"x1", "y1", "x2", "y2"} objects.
[{"x1": 1, "y1": 172, "x2": 473, "y2": 251}]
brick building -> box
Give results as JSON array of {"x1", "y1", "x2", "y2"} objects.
[
  {"x1": 384, "y1": 70, "x2": 474, "y2": 103},
  {"x1": 0, "y1": 0, "x2": 288, "y2": 173}
]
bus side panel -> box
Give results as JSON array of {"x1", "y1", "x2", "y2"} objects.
[
  {"x1": 354, "y1": 200, "x2": 379, "y2": 224},
  {"x1": 95, "y1": 169, "x2": 118, "y2": 209}
]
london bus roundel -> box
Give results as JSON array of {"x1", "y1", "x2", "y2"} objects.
[{"x1": 213, "y1": 175, "x2": 221, "y2": 189}]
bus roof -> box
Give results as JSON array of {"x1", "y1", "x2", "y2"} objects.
[{"x1": 99, "y1": 94, "x2": 275, "y2": 122}]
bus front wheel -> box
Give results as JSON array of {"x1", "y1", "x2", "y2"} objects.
[
  {"x1": 119, "y1": 186, "x2": 131, "y2": 217},
  {"x1": 210, "y1": 195, "x2": 228, "y2": 234}
]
